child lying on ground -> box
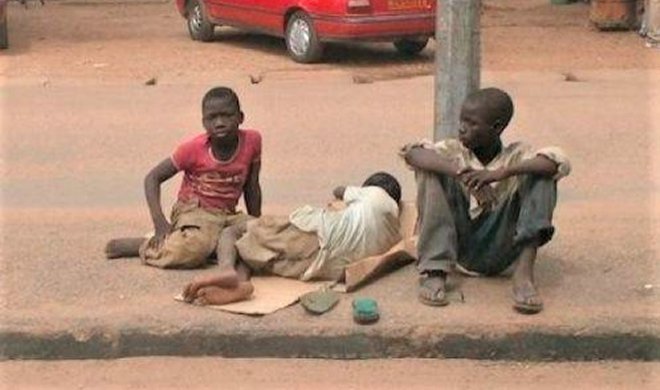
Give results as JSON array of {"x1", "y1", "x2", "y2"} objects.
[
  {"x1": 402, "y1": 87, "x2": 570, "y2": 314},
  {"x1": 105, "y1": 86, "x2": 262, "y2": 269},
  {"x1": 182, "y1": 172, "x2": 403, "y2": 305}
]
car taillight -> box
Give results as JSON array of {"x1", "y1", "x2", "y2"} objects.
[{"x1": 347, "y1": 0, "x2": 372, "y2": 14}]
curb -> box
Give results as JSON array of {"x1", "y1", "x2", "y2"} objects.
[{"x1": 2, "y1": 328, "x2": 659, "y2": 361}]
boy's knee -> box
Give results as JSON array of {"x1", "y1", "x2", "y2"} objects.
[
  {"x1": 141, "y1": 226, "x2": 217, "y2": 269},
  {"x1": 519, "y1": 175, "x2": 557, "y2": 195},
  {"x1": 515, "y1": 177, "x2": 558, "y2": 249}
]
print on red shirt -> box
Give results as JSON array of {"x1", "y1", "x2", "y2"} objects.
[{"x1": 171, "y1": 129, "x2": 261, "y2": 211}]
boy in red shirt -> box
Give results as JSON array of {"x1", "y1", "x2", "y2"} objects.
[{"x1": 105, "y1": 86, "x2": 262, "y2": 269}]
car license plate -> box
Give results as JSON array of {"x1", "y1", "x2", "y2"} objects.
[{"x1": 388, "y1": 0, "x2": 430, "y2": 11}]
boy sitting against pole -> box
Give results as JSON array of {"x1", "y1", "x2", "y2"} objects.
[{"x1": 402, "y1": 87, "x2": 570, "y2": 314}]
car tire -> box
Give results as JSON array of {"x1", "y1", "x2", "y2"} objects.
[
  {"x1": 186, "y1": 0, "x2": 214, "y2": 42},
  {"x1": 393, "y1": 37, "x2": 429, "y2": 56},
  {"x1": 0, "y1": 14, "x2": 8, "y2": 50},
  {"x1": 285, "y1": 11, "x2": 323, "y2": 63}
]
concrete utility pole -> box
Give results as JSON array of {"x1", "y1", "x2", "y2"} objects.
[{"x1": 435, "y1": 0, "x2": 481, "y2": 140}]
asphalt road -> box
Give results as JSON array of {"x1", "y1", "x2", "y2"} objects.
[{"x1": 2, "y1": 358, "x2": 659, "y2": 389}]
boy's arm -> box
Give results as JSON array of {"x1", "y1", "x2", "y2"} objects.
[
  {"x1": 404, "y1": 146, "x2": 497, "y2": 208},
  {"x1": 243, "y1": 161, "x2": 262, "y2": 217},
  {"x1": 461, "y1": 155, "x2": 559, "y2": 190},
  {"x1": 403, "y1": 146, "x2": 460, "y2": 178},
  {"x1": 505, "y1": 155, "x2": 559, "y2": 178},
  {"x1": 144, "y1": 158, "x2": 179, "y2": 241}
]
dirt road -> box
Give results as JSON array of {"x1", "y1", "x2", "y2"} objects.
[
  {"x1": 2, "y1": 358, "x2": 659, "y2": 389},
  {"x1": 2, "y1": 0, "x2": 658, "y2": 83}
]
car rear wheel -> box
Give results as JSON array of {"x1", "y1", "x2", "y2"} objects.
[
  {"x1": 187, "y1": 0, "x2": 214, "y2": 42},
  {"x1": 393, "y1": 37, "x2": 429, "y2": 56},
  {"x1": 285, "y1": 11, "x2": 323, "y2": 63},
  {"x1": 0, "y1": 13, "x2": 8, "y2": 50}
]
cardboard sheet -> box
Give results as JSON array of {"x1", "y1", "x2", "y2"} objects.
[
  {"x1": 339, "y1": 240, "x2": 415, "y2": 292},
  {"x1": 175, "y1": 276, "x2": 328, "y2": 316}
]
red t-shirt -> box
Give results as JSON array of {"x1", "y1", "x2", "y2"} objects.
[{"x1": 171, "y1": 129, "x2": 261, "y2": 211}]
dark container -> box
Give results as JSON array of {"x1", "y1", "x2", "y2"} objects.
[{"x1": 590, "y1": 0, "x2": 639, "y2": 30}]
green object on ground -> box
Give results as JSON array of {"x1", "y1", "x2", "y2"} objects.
[
  {"x1": 300, "y1": 289, "x2": 339, "y2": 315},
  {"x1": 550, "y1": 0, "x2": 575, "y2": 5},
  {"x1": 352, "y1": 297, "x2": 380, "y2": 324}
]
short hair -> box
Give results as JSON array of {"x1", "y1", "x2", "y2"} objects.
[
  {"x1": 465, "y1": 87, "x2": 514, "y2": 129},
  {"x1": 202, "y1": 86, "x2": 241, "y2": 112},
  {"x1": 363, "y1": 172, "x2": 401, "y2": 204}
]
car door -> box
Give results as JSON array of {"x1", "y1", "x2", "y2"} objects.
[{"x1": 206, "y1": 0, "x2": 287, "y2": 35}]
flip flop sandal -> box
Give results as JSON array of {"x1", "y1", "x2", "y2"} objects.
[
  {"x1": 512, "y1": 294, "x2": 544, "y2": 315},
  {"x1": 418, "y1": 276, "x2": 449, "y2": 306},
  {"x1": 300, "y1": 289, "x2": 340, "y2": 315},
  {"x1": 352, "y1": 297, "x2": 380, "y2": 325}
]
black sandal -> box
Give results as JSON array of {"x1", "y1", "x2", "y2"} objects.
[{"x1": 418, "y1": 271, "x2": 449, "y2": 307}]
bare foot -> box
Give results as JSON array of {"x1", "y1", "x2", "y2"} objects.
[
  {"x1": 182, "y1": 270, "x2": 242, "y2": 303},
  {"x1": 104, "y1": 237, "x2": 145, "y2": 259},
  {"x1": 192, "y1": 282, "x2": 254, "y2": 306},
  {"x1": 511, "y1": 243, "x2": 543, "y2": 314}
]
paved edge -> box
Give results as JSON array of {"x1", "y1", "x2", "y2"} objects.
[{"x1": 2, "y1": 327, "x2": 659, "y2": 361}]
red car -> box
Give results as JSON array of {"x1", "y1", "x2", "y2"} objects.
[{"x1": 175, "y1": 0, "x2": 435, "y2": 63}]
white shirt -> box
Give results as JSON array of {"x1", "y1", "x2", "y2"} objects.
[{"x1": 289, "y1": 186, "x2": 402, "y2": 281}]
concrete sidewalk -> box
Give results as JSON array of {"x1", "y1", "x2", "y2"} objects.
[{"x1": 1, "y1": 70, "x2": 659, "y2": 360}]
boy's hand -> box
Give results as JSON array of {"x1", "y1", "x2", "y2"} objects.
[
  {"x1": 472, "y1": 185, "x2": 497, "y2": 210},
  {"x1": 457, "y1": 168, "x2": 502, "y2": 211},
  {"x1": 459, "y1": 167, "x2": 508, "y2": 190},
  {"x1": 326, "y1": 200, "x2": 347, "y2": 211}
]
